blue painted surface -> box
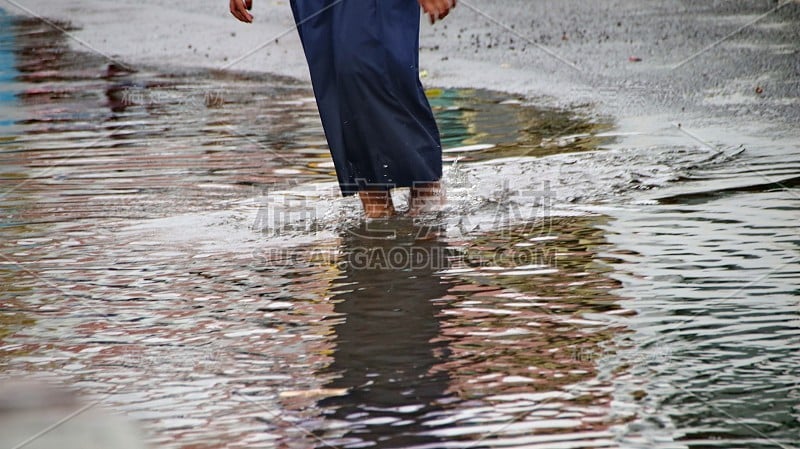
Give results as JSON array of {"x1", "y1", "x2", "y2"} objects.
[{"x1": 0, "y1": 10, "x2": 20, "y2": 128}]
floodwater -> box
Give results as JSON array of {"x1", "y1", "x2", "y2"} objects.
[{"x1": 1, "y1": 14, "x2": 799, "y2": 449}]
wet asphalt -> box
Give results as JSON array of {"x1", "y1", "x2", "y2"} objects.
[{"x1": 419, "y1": 0, "x2": 799, "y2": 134}]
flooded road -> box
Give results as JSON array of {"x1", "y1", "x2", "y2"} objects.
[{"x1": 1, "y1": 14, "x2": 799, "y2": 449}]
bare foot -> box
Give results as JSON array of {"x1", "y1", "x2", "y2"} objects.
[
  {"x1": 358, "y1": 190, "x2": 396, "y2": 218},
  {"x1": 407, "y1": 181, "x2": 444, "y2": 217}
]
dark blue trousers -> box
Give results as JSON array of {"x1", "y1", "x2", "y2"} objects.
[{"x1": 290, "y1": 0, "x2": 443, "y2": 196}]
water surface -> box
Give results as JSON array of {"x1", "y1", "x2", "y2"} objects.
[{"x1": 1, "y1": 14, "x2": 798, "y2": 449}]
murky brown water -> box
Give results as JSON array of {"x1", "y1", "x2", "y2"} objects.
[{"x1": 1, "y1": 14, "x2": 799, "y2": 449}]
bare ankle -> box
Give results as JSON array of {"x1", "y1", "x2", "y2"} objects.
[
  {"x1": 359, "y1": 190, "x2": 396, "y2": 218},
  {"x1": 408, "y1": 182, "x2": 444, "y2": 215}
]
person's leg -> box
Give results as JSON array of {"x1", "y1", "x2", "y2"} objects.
[
  {"x1": 292, "y1": 0, "x2": 443, "y2": 218},
  {"x1": 358, "y1": 189, "x2": 396, "y2": 219},
  {"x1": 407, "y1": 181, "x2": 444, "y2": 216}
]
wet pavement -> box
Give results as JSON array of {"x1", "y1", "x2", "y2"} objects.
[
  {"x1": 420, "y1": 0, "x2": 800, "y2": 130},
  {"x1": 1, "y1": 12, "x2": 800, "y2": 449}
]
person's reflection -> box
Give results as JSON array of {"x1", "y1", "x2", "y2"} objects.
[
  {"x1": 103, "y1": 63, "x2": 142, "y2": 114},
  {"x1": 316, "y1": 220, "x2": 453, "y2": 448}
]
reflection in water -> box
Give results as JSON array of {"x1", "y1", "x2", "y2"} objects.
[
  {"x1": 416, "y1": 217, "x2": 628, "y2": 448},
  {"x1": 428, "y1": 88, "x2": 610, "y2": 162},
  {"x1": 307, "y1": 217, "x2": 631, "y2": 448},
  {"x1": 315, "y1": 222, "x2": 453, "y2": 448}
]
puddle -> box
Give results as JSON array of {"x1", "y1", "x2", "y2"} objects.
[{"x1": 1, "y1": 13, "x2": 799, "y2": 449}]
